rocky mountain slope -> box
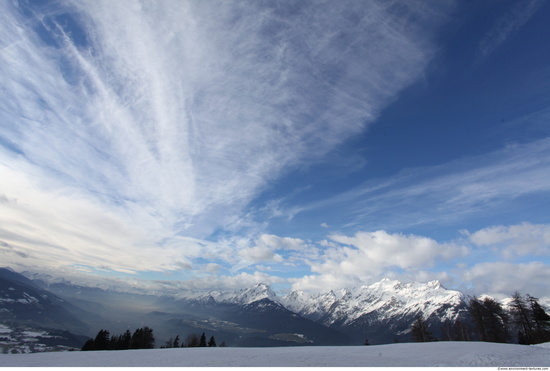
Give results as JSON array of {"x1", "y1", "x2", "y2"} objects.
[
  {"x1": 162, "y1": 279, "x2": 470, "y2": 344},
  {"x1": 0, "y1": 268, "x2": 90, "y2": 335},
  {"x1": 280, "y1": 278, "x2": 469, "y2": 343}
]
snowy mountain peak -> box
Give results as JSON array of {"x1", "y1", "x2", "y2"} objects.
[
  {"x1": 235, "y1": 283, "x2": 278, "y2": 305},
  {"x1": 281, "y1": 277, "x2": 467, "y2": 339},
  {"x1": 174, "y1": 283, "x2": 278, "y2": 306},
  {"x1": 365, "y1": 278, "x2": 402, "y2": 292}
]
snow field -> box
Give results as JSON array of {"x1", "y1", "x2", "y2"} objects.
[{"x1": 0, "y1": 341, "x2": 548, "y2": 367}]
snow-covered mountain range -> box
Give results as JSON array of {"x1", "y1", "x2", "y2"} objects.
[
  {"x1": 172, "y1": 283, "x2": 279, "y2": 306},
  {"x1": 3, "y1": 267, "x2": 548, "y2": 351},
  {"x1": 169, "y1": 279, "x2": 468, "y2": 343},
  {"x1": 281, "y1": 278, "x2": 465, "y2": 324}
]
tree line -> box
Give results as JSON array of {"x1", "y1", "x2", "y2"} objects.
[
  {"x1": 161, "y1": 332, "x2": 225, "y2": 348},
  {"x1": 82, "y1": 326, "x2": 155, "y2": 351},
  {"x1": 408, "y1": 291, "x2": 550, "y2": 345},
  {"x1": 82, "y1": 327, "x2": 227, "y2": 351}
]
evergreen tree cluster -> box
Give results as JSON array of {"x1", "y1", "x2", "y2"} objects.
[
  {"x1": 468, "y1": 296, "x2": 509, "y2": 343},
  {"x1": 408, "y1": 291, "x2": 550, "y2": 345},
  {"x1": 509, "y1": 292, "x2": 550, "y2": 345},
  {"x1": 161, "y1": 332, "x2": 222, "y2": 348},
  {"x1": 410, "y1": 316, "x2": 435, "y2": 342},
  {"x1": 82, "y1": 327, "x2": 155, "y2": 351}
]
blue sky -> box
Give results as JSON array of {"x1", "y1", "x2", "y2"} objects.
[{"x1": 1, "y1": 0, "x2": 549, "y2": 298}]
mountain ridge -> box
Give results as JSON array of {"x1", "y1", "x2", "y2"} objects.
[{"x1": 6, "y1": 267, "x2": 549, "y2": 348}]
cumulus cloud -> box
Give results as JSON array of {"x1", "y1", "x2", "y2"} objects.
[
  {"x1": 327, "y1": 230, "x2": 466, "y2": 272},
  {"x1": 289, "y1": 273, "x2": 359, "y2": 293},
  {"x1": 238, "y1": 246, "x2": 284, "y2": 264},
  {"x1": 460, "y1": 261, "x2": 550, "y2": 300},
  {"x1": 467, "y1": 222, "x2": 550, "y2": 258},
  {"x1": 0, "y1": 0, "x2": 451, "y2": 275},
  {"x1": 236, "y1": 234, "x2": 309, "y2": 267},
  {"x1": 291, "y1": 230, "x2": 468, "y2": 291}
]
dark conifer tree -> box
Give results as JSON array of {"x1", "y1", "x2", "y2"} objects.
[
  {"x1": 208, "y1": 335, "x2": 217, "y2": 347},
  {"x1": 184, "y1": 333, "x2": 200, "y2": 347},
  {"x1": 120, "y1": 329, "x2": 132, "y2": 350},
  {"x1": 199, "y1": 332, "x2": 207, "y2": 347},
  {"x1": 130, "y1": 327, "x2": 155, "y2": 349},
  {"x1": 141, "y1": 327, "x2": 155, "y2": 349},
  {"x1": 173, "y1": 335, "x2": 180, "y2": 348},
  {"x1": 163, "y1": 337, "x2": 174, "y2": 349},
  {"x1": 481, "y1": 297, "x2": 509, "y2": 343},
  {"x1": 129, "y1": 328, "x2": 143, "y2": 349},
  {"x1": 469, "y1": 297, "x2": 486, "y2": 341},
  {"x1": 453, "y1": 319, "x2": 470, "y2": 341},
  {"x1": 527, "y1": 294, "x2": 550, "y2": 344},
  {"x1": 468, "y1": 296, "x2": 509, "y2": 343},
  {"x1": 510, "y1": 292, "x2": 534, "y2": 344},
  {"x1": 410, "y1": 316, "x2": 433, "y2": 342},
  {"x1": 81, "y1": 338, "x2": 96, "y2": 351},
  {"x1": 110, "y1": 334, "x2": 121, "y2": 350},
  {"x1": 94, "y1": 329, "x2": 111, "y2": 350}
]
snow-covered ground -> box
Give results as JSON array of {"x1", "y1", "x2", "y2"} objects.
[{"x1": 1, "y1": 342, "x2": 549, "y2": 367}]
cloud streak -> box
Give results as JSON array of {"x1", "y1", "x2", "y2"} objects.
[
  {"x1": 476, "y1": 0, "x2": 544, "y2": 63},
  {"x1": 0, "y1": 0, "x2": 452, "y2": 274},
  {"x1": 285, "y1": 137, "x2": 550, "y2": 232}
]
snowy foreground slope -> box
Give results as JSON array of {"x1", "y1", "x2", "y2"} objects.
[{"x1": 1, "y1": 342, "x2": 549, "y2": 367}]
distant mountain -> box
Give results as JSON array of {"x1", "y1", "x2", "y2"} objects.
[
  {"x1": 152, "y1": 280, "x2": 472, "y2": 345},
  {"x1": 13, "y1": 268, "x2": 548, "y2": 348},
  {"x1": 0, "y1": 322, "x2": 88, "y2": 354},
  {"x1": 173, "y1": 283, "x2": 279, "y2": 306},
  {"x1": 280, "y1": 278, "x2": 469, "y2": 344},
  {"x1": 0, "y1": 268, "x2": 90, "y2": 336},
  {"x1": 156, "y1": 284, "x2": 351, "y2": 346}
]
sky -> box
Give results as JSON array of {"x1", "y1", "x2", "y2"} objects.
[{"x1": 1, "y1": 0, "x2": 550, "y2": 299}]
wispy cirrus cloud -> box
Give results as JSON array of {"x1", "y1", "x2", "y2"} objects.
[
  {"x1": 285, "y1": 137, "x2": 550, "y2": 232},
  {"x1": 476, "y1": 0, "x2": 544, "y2": 63},
  {"x1": 0, "y1": 0, "x2": 453, "y2": 274}
]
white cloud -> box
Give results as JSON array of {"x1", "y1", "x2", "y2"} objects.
[
  {"x1": 0, "y1": 0, "x2": 452, "y2": 275},
  {"x1": 236, "y1": 234, "x2": 308, "y2": 266},
  {"x1": 468, "y1": 222, "x2": 550, "y2": 258},
  {"x1": 291, "y1": 230, "x2": 468, "y2": 291},
  {"x1": 162, "y1": 271, "x2": 287, "y2": 292},
  {"x1": 204, "y1": 263, "x2": 222, "y2": 273},
  {"x1": 460, "y1": 261, "x2": 550, "y2": 300},
  {"x1": 327, "y1": 230, "x2": 466, "y2": 272},
  {"x1": 256, "y1": 234, "x2": 306, "y2": 251},
  {"x1": 290, "y1": 273, "x2": 360, "y2": 293},
  {"x1": 289, "y1": 269, "x2": 453, "y2": 293},
  {"x1": 238, "y1": 246, "x2": 284, "y2": 264}
]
